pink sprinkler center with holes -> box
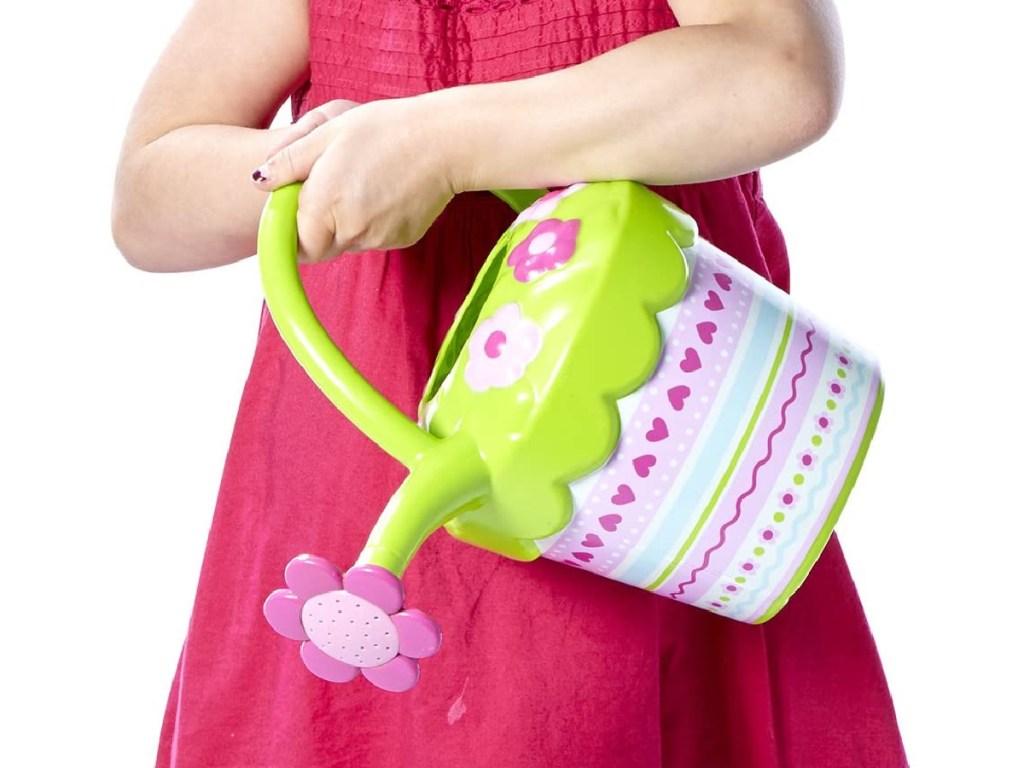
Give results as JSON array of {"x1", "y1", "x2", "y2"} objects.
[{"x1": 302, "y1": 591, "x2": 399, "y2": 667}]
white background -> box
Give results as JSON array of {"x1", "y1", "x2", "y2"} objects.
[{"x1": 1, "y1": 2, "x2": 1021, "y2": 766}]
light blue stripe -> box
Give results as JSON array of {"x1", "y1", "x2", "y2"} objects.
[
  {"x1": 733, "y1": 345, "x2": 867, "y2": 620},
  {"x1": 619, "y1": 297, "x2": 787, "y2": 586}
]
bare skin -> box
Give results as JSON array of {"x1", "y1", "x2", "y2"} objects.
[{"x1": 112, "y1": 0, "x2": 843, "y2": 272}]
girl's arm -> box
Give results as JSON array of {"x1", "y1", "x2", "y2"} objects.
[
  {"x1": 434, "y1": 0, "x2": 844, "y2": 192},
  {"x1": 255, "y1": 0, "x2": 843, "y2": 264},
  {"x1": 111, "y1": 0, "x2": 313, "y2": 272}
]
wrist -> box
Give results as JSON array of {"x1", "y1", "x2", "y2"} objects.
[{"x1": 415, "y1": 83, "x2": 532, "y2": 196}]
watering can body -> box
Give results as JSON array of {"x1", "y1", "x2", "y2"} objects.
[
  {"x1": 417, "y1": 181, "x2": 882, "y2": 623},
  {"x1": 259, "y1": 180, "x2": 883, "y2": 689}
]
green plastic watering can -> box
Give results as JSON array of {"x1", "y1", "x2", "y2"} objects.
[{"x1": 261, "y1": 181, "x2": 884, "y2": 693}]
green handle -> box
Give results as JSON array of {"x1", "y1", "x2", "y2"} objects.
[
  {"x1": 256, "y1": 183, "x2": 548, "y2": 467},
  {"x1": 258, "y1": 183, "x2": 432, "y2": 466}
]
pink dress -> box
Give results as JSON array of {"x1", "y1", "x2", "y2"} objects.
[{"x1": 157, "y1": 1, "x2": 908, "y2": 765}]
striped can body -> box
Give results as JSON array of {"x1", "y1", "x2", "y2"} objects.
[{"x1": 536, "y1": 237, "x2": 883, "y2": 623}]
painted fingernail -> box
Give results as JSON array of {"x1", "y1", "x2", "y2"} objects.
[{"x1": 251, "y1": 164, "x2": 270, "y2": 183}]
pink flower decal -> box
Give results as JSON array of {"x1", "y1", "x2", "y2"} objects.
[
  {"x1": 828, "y1": 380, "x2": 846, "y2": 399},
  {"x1": 815, "y1": 413, "x2": 833, "y2": 433},
  {"x1": 798, "y1": 451, "x2": 819, "y2": 470},
  {"x1": 779, "y1": 489, "x2": 799, "y2": 509},
  {"x1": 507, "y1": 218, "x2": 581, "y2": 283},
  {"x1": 759, "y1": 526, "x2": 780, "y2": 544},
  {"x1": 264, "y1": 555, "x2": 441, "y2": 693},
  {"x1": 511, "y1": 183, "x2": 587, "y2": 227},
  {"x1": 464, "y1": 303, "x2": 542, "y2": 392}
]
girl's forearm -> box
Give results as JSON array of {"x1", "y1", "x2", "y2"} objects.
[
  {"x1": 428, "y1": 21, "x2": 842, "y2": 193},
  {"x1": 112, "y1": 125, "x2": 282, "y2": 272}
]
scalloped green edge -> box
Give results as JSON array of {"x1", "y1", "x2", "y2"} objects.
[{"x1": 419, "y1": 182, "x2": 697, "y2": 558}]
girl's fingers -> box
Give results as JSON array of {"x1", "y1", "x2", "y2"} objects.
[
  {"x1": 251, "y1": 125, "x2": 328, "y2": 188},
  {"x1": 264, "y1": 118, "x2": 317, "y2": 160},
  {"x1": 264, "y1": 99, "x2": 360, "y2": 158},
  {"x1": 251, "y1": 99, "x2": 360, "y2": 187}
]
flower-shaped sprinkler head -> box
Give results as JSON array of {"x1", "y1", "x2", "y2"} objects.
[{"x1": 264, "y1": 556, "x2": 441, "y2": 692}]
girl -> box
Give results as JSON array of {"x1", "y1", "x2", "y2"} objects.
[{"x1": 113, "y1": 1, "x2": 907, "y2": 765}]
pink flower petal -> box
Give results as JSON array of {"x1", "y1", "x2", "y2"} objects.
[
  {"x1": 361, "y1": 655, "x2": 420, "y2": 693},
  {"x1": 491, "y1": 302, "x2": 522, "y2": 327},
  {"x1": 300, "y1": 641, "x2": 359, "y2": 683},
  {"x1": 393, "y1": 610, "x2": 442, "y2": 659},
  {"x1": 263, "y1": 589, "x2": 307, "y2": 641},
  {"x1": 342, "y1": 565, "x2": 404, "y2": 615},
  {"x1": 512, "y1": 320, "x2": 542, "y2": 361},
  {"x1": 284, "y1": 555, "x2": 344, "y2": 600}
]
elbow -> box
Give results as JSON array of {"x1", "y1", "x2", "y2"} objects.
[
  {"x1": 795, "y1": 70, "x2": 842, "y2": 146},
  {"x1": 111, "y1": 160, "x2": 147, "y2": 271},
  {"x1": 111, "y1": 163, "x2": 165, "y2": 273},
  {"x1": 110, "y1": 201, "x2": 150, "y2": 272},
  {"x1": 801, "y1": 45, "x2": 844, "y2": 141},
  {"x1": 773, "y1": 4, "x2": 845, "y2": 146}
]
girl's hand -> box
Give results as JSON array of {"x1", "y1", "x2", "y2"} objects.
[{"x1": 251, "y1": 97, "x2": 457, "y2": 264}]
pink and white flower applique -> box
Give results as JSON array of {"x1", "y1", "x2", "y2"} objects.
[
  {"x1": 510, "y1": 182, "x2": 587, "y2": 228},
  {"x1": 506, "y1": 218, "x2": 581, "y2": 283},
  {"x1": 464, "y1": 303, "x2": 542, "y2": 392},
  {"x1": 264, "y1": 555, "x2": 441, "y2": 692}
]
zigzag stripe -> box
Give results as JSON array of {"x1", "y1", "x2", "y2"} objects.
[
  {"x1": 734, "y1": 343, "x2": 867, "y2": 620},
  {"x1": 670, "y1": 326, "x2": 816, "y2": 598}
]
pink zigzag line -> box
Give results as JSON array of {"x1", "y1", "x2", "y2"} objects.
[{"x1": 670, "y1": 326, "x2": 816, "y2": 599}]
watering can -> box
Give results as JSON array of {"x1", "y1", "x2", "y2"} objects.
[{"x1": 260, "y1": 181, "x2": 884, "y2": 692}]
